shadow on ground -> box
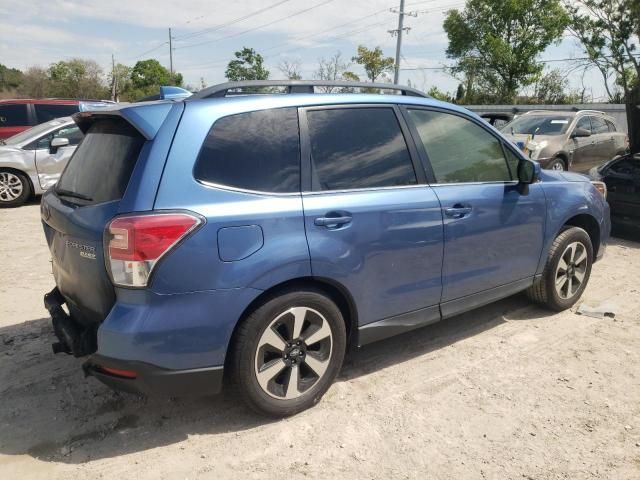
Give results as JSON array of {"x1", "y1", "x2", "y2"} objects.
[{"x1": 0, "y1": 290, "x2": 556, "y2": 465}]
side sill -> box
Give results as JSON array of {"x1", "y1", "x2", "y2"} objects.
[{"x1": 357, "y1": 305, "x2": 441, "y2": 347}]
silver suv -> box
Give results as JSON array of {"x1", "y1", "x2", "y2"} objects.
[{"x1": 501, "y1": 110, "x2": 628, "y2": 172}]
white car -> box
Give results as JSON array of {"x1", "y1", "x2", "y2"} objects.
[{"x1": 0, "y1": 117, "x2": 82, "y2": 207}]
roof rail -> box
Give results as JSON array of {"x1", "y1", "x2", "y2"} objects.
[
  {"x1": 575, "y1": 109, "x2": 606, "y2": 115},
  {"x1": 190, "y1": 80, "x2": 429, "y2": 100}
]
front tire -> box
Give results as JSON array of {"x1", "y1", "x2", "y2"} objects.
[
  {"x1": 230, "y1": 289, "x2": 347, "y2": 417},
  {"x1": 0, "y1": 169, "x2": 31, "y2": 207},
  {"x1": 547, "y1": 157, "x2": 566, "y2": 171},
  {"x1": 527, "y1": 227, "x2": 593, "y2": 311}
]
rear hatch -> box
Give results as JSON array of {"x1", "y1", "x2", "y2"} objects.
[{"x1": 41, "y1": 117, "x2": 147, "y2": 326}]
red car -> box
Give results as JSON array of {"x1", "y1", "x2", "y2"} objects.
[{"x1": 0, "y1": 99, "x2": 112, "y2": 140}]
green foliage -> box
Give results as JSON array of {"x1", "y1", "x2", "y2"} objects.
[
  {"x1": 444, "y1": 0, "x2": 569, "y2": 103},
  {"x1": 0, "y1": 64, "x2": 24, "y2": 93},
  {"x1": 225, "y1": 47, "x2": 269, "y2": 81},
  {"x1": 566, "y1": 0, "x2": 640, "y2": 101},
  {"x1": 47, "y1": 59, "x2": 109, "y2": 99},
  {"x1": 123, "y1": 59, "x2": 183, "y2": 100},
  {"x1": 351, "y1": 46, "x2": 394, "y2": 82},
  {"x1": 532, "y1": 70, "x2": 580, "y2": 104},
  {"x1": 427, "y1": 86, "x2": 452, "y2": 102}
]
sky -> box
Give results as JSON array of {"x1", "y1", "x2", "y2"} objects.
[{"x1": 0, "y1": 0, "x2": 614, "y2": 100}]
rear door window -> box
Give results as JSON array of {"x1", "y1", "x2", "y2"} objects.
[
  {"x1": 605, "y1": 120, "x2": 616, "y2": 132},
  {"x1": 56, "y1": 118, "x2": 145, "y2": 204},
  {"x1": 0, "y1": 104, "x2": 29, "y2": 126},
  {"x1": 34, "y1": 104, "x2": 79, "y2": 123},
  {"x1": 193, "y1": 107, "x2": 300, "y2": 193},
  {"x1": 305, "y1": 107, "x2": 416, "y2": 191}
]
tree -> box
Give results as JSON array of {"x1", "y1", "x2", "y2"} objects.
[
  {"x1": 17, "y1": 67, "x2": 49, "y2": 98},
  {"x1": 533, "y1": 70, "x2": 579, "y2": 104},
  {"x1": 225, "y1": 47, "x2": 269, "y2": 81},
  {"x1": 126, "y1": 59, "x2": 183, "y2": 100},
  {"x1": 351, "y1": 46, "x2": 394, "y2": 83},
  {"x1": 278, "y1": 59, "x2": 302, "y2": 80},
  {"x1": 565, "y1": 0, "x2": 640, "y2": 102},
  {"x1": 443, "y1": 0, "x2": 569, "y2": 103},
  {"x1": 48, "y1": 59, "x2": 109, "y2": 99},
  {"x1": 313, "y1": 52, "x2": 354, "y2": 91},
  {"x1": 0, "y1": 64, "x2": 24, "y2": 94},
  {"x1": 427, "y1": 86, "x2": 451, "y2": 102}
]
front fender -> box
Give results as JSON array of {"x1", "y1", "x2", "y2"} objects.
[{"x1": 536, "y1": 180, "x2": 608, "y2": 273}]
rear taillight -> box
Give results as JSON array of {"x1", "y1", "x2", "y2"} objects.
[{"x1": 105, "y1": 213, "x2": 202, "y2": 287}]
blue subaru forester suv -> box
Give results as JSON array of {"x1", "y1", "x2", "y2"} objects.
[{"x1": 41, "y1": 80, "x2": 610, "y2": 416}]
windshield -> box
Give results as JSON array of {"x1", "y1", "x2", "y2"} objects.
[
  {"x1": 3, "y1": 120, "x2": 68, "y2": 146},
  {"x1": 502, "y1": 115, "x2": 572, "y2": 136}
]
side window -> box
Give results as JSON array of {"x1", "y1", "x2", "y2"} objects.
[
  {"x1": 0, "y1": 104, "x2": 29, "y2": 126},
  {"x1": 54, "y1": 126, "x2": 83, "y2": 146},
  {"x1": 194, "y1": 108, "x2": 300, "y2": 193},
  {"x1": 605, "y1": 120, "x2": 616, "y2": 132},
  {"x1": 34, "y1": 104, "x2": 79, "y2": 123},
  {"x1": 306, "y1": 107, "x2": 416, "y2": 191},
  {"x1": 576, "y1": 116, "x2": 591, "y2": 132},
  {"x1": 590, "y1": 116, "x2": 608, "y2": 134},
  {"x1": 407, "y1": 109, "x2": 512, "y2": 183}
]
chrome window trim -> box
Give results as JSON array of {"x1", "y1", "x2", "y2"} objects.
[
  {"x1": 196, "y1": 179, "x2": 301, "y2": 197},
  {"x1": 301, "y1": 184, "x2": 429, "y2": 196}
]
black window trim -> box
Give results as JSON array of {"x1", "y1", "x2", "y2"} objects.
[
  {"x1": 192, "y1": 106, "x2": 303, "y2": 197},
  {"x1": 299, "y1": 103, "x2": 426, "y2": 195},
  {"x1": 399, "y1": 105, "x2": 521, "y2": 186}
]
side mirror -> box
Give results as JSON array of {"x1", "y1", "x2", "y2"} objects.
[
  {"x1": 517, "y1": 160, "x2": 539, "y2": 194},
  {"x1": 50, "y1": 137, "x2": 69, "y2": 153},
  {"x1": 571, "y1": 128, "x2": 591, "y2": 139}
]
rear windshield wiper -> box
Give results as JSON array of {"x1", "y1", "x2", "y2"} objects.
[{"x1": 55, "y1": 188, "x2": 93, "y2": 202}]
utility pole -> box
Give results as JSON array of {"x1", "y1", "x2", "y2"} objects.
[
  {"x1": 389, "y1": 0, "x2": 416, "y2": 84},
  {"x1": 110, "y1": 53, "x2": 117, "y2": 102},
  {"x1": 169, "y1": 28, "x2": 174, "y2": 75}
]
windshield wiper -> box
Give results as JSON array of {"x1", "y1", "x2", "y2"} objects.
[{"x1": 55, "y1": 188, "x2": 93, "y2": 202}]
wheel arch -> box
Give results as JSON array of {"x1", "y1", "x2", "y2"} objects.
[
  {"x1": 555, "y1": 151, "x2": 569, "y2": 169},
  {"x1": 562, "y1": 213, "x2": 601, "y2": 257},
  {"x1": 224, "y1": 276, "x2": 358, "y2": 370}
]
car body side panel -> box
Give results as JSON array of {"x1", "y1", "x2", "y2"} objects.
[{"x1": 34, "y1": 145, "x2": 76, "y2": 190}]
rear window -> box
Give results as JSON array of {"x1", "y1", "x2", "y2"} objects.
[
  {"x1": 0, "y1": 104, "x2": 29, "y2": 127},
  {"x1": 56, "y1": 118, "x2": 145, "y2": 204},
  {"x1": 194, "y1": 108, "x2": 300, "y2": 193},
  {"x1": 35, "y1": 104, "x2": 79, "y2": 123}
]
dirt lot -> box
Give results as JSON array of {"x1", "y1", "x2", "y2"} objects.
[{"x1": 1, "y1": 202, "x2": 639, "y2": 480}]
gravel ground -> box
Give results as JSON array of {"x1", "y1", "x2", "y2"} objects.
[{"x1": 1, "y1": 202, "x2": 639, "y2": 480}]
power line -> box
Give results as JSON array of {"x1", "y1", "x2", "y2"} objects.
[
  {"x1": 130, "y1": 41, "x2": 169, "y2": 60},
  {"x1": 176, "y1": 0, "x2": 338, "y2": 50},
  {"x1": 174, "y1": 0, "x2": 293, "y2": 41}
]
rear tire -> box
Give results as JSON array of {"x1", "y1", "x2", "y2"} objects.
[
  {"x1": 230, "y1": 289, "x2": 347, "y2": 417},
  {"x1": 526, "y1": 227, "x2": 593, "y2": 311},
  {"x1": 0, "y1": 169, "x2": 31, "y2": 208}
]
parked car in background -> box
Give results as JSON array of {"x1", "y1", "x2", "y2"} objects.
[
  {"x1": 41, "y1": 80, "x2": 609, "y2": 417},
  {"x1": 0, "y1": 99, "x2": 112, "y2": 140},
  {"x1": 0, "y1": 117, "x2": 82, "y2": 207},
  {"x1": 480, "y1": 112, "x2": 514, "y2": 129},
  {"x1": 590, "y1": 153, "x2": 640, "y2": 230},
  {"x1": 501, "y1": 110, "x2": 629, "y2": 172}
]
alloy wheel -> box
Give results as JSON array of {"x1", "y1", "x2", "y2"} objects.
[
  {"x1": 551, "y1": 161, "x2": 565, "y2": 171},
  {"x1": 0, "y1": 172, "x2": 23, "y2": 202},
  {"x1": 254, "y1": 306, "x2": 333, "y2": 400},
  {"x1": 554, "y1": 241, "x2": 588, "y2": 299}
]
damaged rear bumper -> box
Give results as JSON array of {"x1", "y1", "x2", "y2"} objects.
[{"x1": 44, "y1": 287, "x2": 96, "y2": 357}]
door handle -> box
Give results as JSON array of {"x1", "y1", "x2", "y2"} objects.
[
  {"x1": 444, "y1": 205, "x2": 472, "y2": 218},
  {"x1": 314, "y1": 214, "x2": 352, "y2": 227}
]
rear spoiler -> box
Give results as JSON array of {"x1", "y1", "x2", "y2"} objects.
[{"x1": 72, "y1": 102, "x2": 179, "y2": 140}]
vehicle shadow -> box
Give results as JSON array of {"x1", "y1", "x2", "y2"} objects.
[{"x1": 0, "y1": 292, "x2": 553, "y2": 464}]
